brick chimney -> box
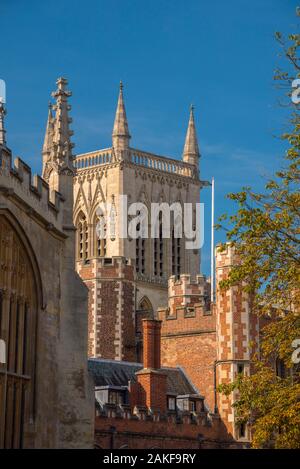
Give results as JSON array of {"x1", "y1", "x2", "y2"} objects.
[
  {"x1": 142, "y1": 318, "x2": 162, "y2": 369},
  {"x1": 134, "y1": 319, "x2": 167, "y2": 413}
]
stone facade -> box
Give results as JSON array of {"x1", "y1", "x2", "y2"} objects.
[
  {"x1": 73, "y1": 84, "x2": 205, "y2": 360},
  {"x1": 70, "y1": 83, "x2": 259, "y2": 444},
  {"x1": 0, "y1": 79, "x2": 94, "y2": 449},
  {"x1": 0, "y1": 78, "x2": 261, "y2": 449}
]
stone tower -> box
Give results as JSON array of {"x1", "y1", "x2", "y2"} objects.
[
  {"x1": 73, "y1": 84, "x2": 205, "y2": 360},
  {"x1": 215, "y1": 244, "x2": 259, "y2": 440}
]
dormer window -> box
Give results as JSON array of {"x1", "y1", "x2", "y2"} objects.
[
  {"x1": 176, "y1": 395, "x2": 204, "y2": 413},
  {"x1": 182, "y1": 399, "x2": 189, "y2": 411},
  {"x1": 108, "y1": 390, "x2": 124, "y2": 405},
  {"x1": 95, "y1": 386, "x2": 127, "y2": 407},
  {"x1": 167, "y1": 396, "x2": 176, "y2": 410}
]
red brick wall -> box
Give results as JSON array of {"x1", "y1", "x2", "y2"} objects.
[
  {"x1": 94, "y1": 415, "x2": 240, "y2": 449},
  {"x1": 77, "y1": 261, "x2": 96, "y2": 356},
  {"x1": 158, "y1": 276, "x2": 217, "y2": 412},
  {"x1": 77, "y1": 257, "x2": 136, "y2": 361},
  {"x1": 136, "y1": 370, "x2": 167, "y2": 412},
  {"x1": 160, "y1": 332, "x2": 217, "y2": 411},
  {"x1": 122, "y1": 281, "x2": 136, "y2": 361},
  {"x1": 97, "y1": 279, "x2": 119, "y2": 357}
]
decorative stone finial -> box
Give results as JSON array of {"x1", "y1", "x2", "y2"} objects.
[
  {"x1": 0, "y1": 102, "x2": 7, "y2": 146},
  {"x1": 182, "y1": 104, "x2": 200, "y2": 166},
  {"x1": 42, "y1": 77, "x2": 74, "y2": 182},
  {"x1": 112, "y1": 81, "x2": 131, "y2": 159}
]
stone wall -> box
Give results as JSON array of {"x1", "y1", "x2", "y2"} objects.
[{"x1": 0, "y1": 152, "x2": 94, "y2": 448}]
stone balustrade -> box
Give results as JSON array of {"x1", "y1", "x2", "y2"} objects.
[{"x1": 74, "y1": 147, "x2": 197, "y2": 179}]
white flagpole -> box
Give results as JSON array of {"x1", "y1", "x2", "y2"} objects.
[{"x1": 211, "y1": 177, "x2": 215, "y2": 303}]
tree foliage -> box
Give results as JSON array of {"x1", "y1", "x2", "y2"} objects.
[{"x1": 217, "y1": 9, "x2": 300, "y2": 449}]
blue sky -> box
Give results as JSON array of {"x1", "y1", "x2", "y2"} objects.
[{"x1": 1, "y1": 0, "x2": 298, "y2": 274}]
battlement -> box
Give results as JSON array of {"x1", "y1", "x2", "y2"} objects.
[
  {"x1": 96, "y1": 402, "x2": 209, "y2": 426},
  {"x1": 95, "y1": 403, "x2": 239, "y2": 450},
  {"x1": 168, "y1": 273, "x2": 210, "y2": 302},
  {"x1": 97, "y1": 256, "x2": 134, "y2": 268},
  {"x1": 169, "y1": 273, "x2": 207, "y2": 286},
  {"x1": 0, "y1": 154, "x2": 65, "y2": 230},
  {"x1": 78, "y1": 256, "x2": 135, "y2": 283},
  {"x1": 94, "y1": 404, "x2": 238, "y2": 449},
  {"x1": 158, "y1": 273, "x2": 213, "y2": 323},
  {"x1": 215, "y1": 243, "x2": 239, "y2": 269}
]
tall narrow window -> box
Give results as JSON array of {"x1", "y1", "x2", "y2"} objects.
[
  {"x1": 154, "y1": 212, "x2": 163, "y2": 277},
  {"x1": 172, "y1": 226, "x2": 181, "y2": 277},
  {"x1": 0, "y1": 292, "x2": 2, "y2": 336},
  {"x1": 77, "y1": 213, "x2": 88, "y2": 261},
  {"x1": 95, "y1": 213, "x2": 106, "y2": 257},
  {"x1": 136, "y1": 221, "x2": 145, "y2": 274}
]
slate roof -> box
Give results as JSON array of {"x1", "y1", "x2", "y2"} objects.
[{"x1": 88, "y1": 358, "x2": 198, "y2": 396}]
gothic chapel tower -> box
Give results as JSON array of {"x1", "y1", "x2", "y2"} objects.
[{"x1": 73, "y1": 83, "x2": 204, "y2": 361}]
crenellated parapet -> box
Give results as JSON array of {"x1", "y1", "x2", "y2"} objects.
[
  {"x1": 158, "y1": 273, "x2": 211, "y2": 320},
  {"x1": 94, "y1": 403, "x2": 243, "y2": 449},
  {"x1": 0, "y1": 155, "x2": 67, "y2": 234},
  {"x1": 96, "y1": 401, "x2": 209, "y2": 426}
]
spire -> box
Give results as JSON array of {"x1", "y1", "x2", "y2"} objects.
[
  {"x1": 112, "y1": 81, "x2": 131, "y2": 159},
  {"x1": 42, "y1": 102, "x2": 54, "y2": 167},
  {"x1": 43, "y1": 77, "x2": 74, "y2": 183},
  {"x1": 51, "y1": 77, "x2": 74, "y2": 165},
  {"x1": 182, "y1": 104, "x2": 200, "y2": 166},
  {"x1": 0, "y1": 102, "x2": 7, "y2": 146}
]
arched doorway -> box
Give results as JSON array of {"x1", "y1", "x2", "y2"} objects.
[{"x1": 0, "y1": 214, "x2": 40, "y2": 448}]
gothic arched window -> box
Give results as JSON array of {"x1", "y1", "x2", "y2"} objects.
[
  {"x1": 135, "y1": 211, "x2": 146, "y2": 275},
  {"x1": 0, "y1": 215, "x2": 39, "y2": 449},
  {"x1": 172, "y1": 225, "x2": 181, "y2": 278},
  {"x1": 136, "y1": 235, "x2": 145, "y2": 274},
  {"x1": 76, "y1": 212, "x2": 88, "y2": 261},
  {"x1": 154, "y1": 212, "x2": 163, "y2": 277},
  {"x1": 94, "y1": 212, "x2": 106, "y2": 257}
]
